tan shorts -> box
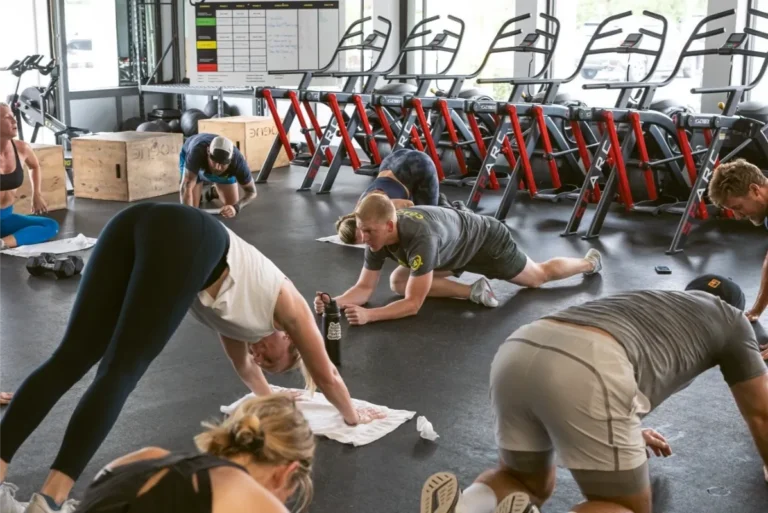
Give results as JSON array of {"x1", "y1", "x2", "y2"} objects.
[{"x1": 490, "y1": 319, "x2": 652, "y2": 497}]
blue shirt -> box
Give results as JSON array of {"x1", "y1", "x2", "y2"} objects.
[{"x1": 182, "y1": 133, "x2": 252, "y2": 185}]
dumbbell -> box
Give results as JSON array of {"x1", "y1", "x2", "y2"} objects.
[{"x1": 26, "y1": 253, "x2": 84, "y2": 279}]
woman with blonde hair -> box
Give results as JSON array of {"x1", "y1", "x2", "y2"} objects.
[
  {"x1": 75, "y1": 393, "x2": 315, "y2": 513},
  {"x1": 0, "y1": 202, "x2": 383, "y2": 513}
]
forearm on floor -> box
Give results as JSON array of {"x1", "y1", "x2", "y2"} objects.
[
  {"x1": 367, "y1": 298, "x2": 421, "y2": 323},
  {"x1": 750, "y1": 417, "x2": 768, "y2": 468},
  {"x1": 336, "y1": 286, "x2": 374, "y2": 307},
  {"x1": 236, "y1": 188, "x2": 257, "y2": 210}
]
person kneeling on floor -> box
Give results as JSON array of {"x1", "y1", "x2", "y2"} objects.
[
  {"x1": 0, "y1": 102, "x2": 58, "y2": 251},
  {"x1": 73, "y1": 393, "x2": 314, "y2": 513},
  {"x1": 419, "y1": 277, "x2": 768, "y2": 513},
  {"x1": 317, "y1": 194, "x2": 602, "y2": 325},
  {"x1": 179, "y1": 133, "x2": 257, "y2": 218},
  {"x1": 335, "y1": 149, "x2": 468, "y2": 245}
]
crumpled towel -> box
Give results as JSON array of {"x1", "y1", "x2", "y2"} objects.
[
  {"x1": 316, "y1": 234, "x2": 366, "y2": 249},
  {"x1": 0, "y1": 234, "x2": 97, "y2": 257},
  {"x1": 221, "y1": 386, "x2": 416, "y2": 446}
]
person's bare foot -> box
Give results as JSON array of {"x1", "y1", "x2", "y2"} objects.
[{"x1": 0, "y1": 392, "x2": 13, "y2": 405}]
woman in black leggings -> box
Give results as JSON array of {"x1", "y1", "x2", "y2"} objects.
[{"x1": 0, "y1": 203, "x2": 383, "y2": 512}]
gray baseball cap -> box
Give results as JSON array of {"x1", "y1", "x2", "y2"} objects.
[{"x1": 208, "y1": 136, "x2": 234, "y2": 164}]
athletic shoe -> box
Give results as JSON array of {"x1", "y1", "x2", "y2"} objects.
[
  {"x1": 0, "y1": 482, "x2": 27, "y2": 513},
  {"x1": 23, "y1": 494, "x2": 79, "y2": 513},
  {"x1": 583, "y1": 248, "x2": 603, "y2": 276},
  {"x1": 494, "y1": 491, "x2": 540, "y2": 513},
  {"x1": 470, "y1": 277, "x2": 499, "y2": 308},
  {"x1": 420, "y1": 472, "x2": 460, "y2": 513},
  {"x1": 438, "y1": 193, "x2": 452, "y2": 208}
]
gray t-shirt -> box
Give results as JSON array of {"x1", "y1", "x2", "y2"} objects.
[
  {"x1": 363, "y1": 206, "x2": 507, "y2": 276},
  {"x1": 544, "y1": 290, "x2": 767, "y2": 412}
]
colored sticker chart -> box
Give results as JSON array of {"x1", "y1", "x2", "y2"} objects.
[{"x1": 191, "y1": 1, "x2": 341, "y2": 86}]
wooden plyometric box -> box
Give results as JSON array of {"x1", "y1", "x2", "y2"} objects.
[
  {"x1": 14, "y1": 143, "x2": 68, "y2": 215},
  {"x1": 197, "y1": 116, "x2": 290, "y2": 172},
  {"x1": 72, "y1": 132, "x2": 183, "y2": 202}
]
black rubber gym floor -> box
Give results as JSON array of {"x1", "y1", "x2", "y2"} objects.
[{"x1": 2, "y1": 166, "x2": 767, "y2": 513}]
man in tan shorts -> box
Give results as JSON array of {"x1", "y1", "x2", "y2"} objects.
[{"x1": 419, "y1": 278, "x2": 768, "y2": 513}]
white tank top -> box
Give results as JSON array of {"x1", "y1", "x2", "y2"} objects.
[{"x1": 189, "y1": 226, "x2": 286, "y2": 342}]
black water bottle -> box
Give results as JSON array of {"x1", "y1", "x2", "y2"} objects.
[{"x1": 320, "y1": 293, "x2": 342, "y2": 366}]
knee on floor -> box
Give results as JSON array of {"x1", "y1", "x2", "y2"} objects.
[{"x1": 389, "y1": 273, "x2": 407, "y2": 295}]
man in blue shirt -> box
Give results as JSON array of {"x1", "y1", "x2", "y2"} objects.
[{"x1": 179, "y1": 134, "x2": 257, "y2": 217}]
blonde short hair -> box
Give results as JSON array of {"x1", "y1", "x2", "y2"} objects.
[
  {"x1": 708, "y1": 158, "x2": 768, "y2": 207},
  {"x1": 195, "y1": 393, "x2": 315, "y2": 512},
  {"x1": 354, "y1": 193, "x2": 395, "y2": 223}
]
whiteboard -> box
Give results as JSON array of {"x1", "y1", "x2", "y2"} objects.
[{"x1": 187, "y1": 1, "x2": 343, "y2": 87}]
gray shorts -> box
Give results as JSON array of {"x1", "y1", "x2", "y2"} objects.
[
  {"x1": 491, "y1": 319, "x2": 652, "y2": 497},
  {"x1": 459, "y1": 224, "x2": 528, "y2": 280}
]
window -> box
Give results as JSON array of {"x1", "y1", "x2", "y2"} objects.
[
  {"x1": 64, "y1": 0, "x2": 120, "y2": 91},
  {"x1": 747, "y1": 1, "x2": 768, "y2": 101},
  {"x1": 343, "y1": 0, "x2": 364, "y2": 72},
  {"x1": 551, "y1": 0, "x2": 708, "y2": 111}
]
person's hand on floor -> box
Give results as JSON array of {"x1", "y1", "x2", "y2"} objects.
[
  {"x1": 0, "y1": 391, "x2": 13, "y2": 405},
  {"x1": 746, "y1": 305, "x2": 765, "y2": 322},
  {"x1": 32, "y1": 193, "x2": 48, "y2": 214},
  {"x1": 352, "y1": 407, "x2": 386, "y2": 425},
  {"x1": 344, "y1": 305, "x2": 371, "y2": 326},
  {"x1": 642, "y1": 428, "x2": 672, "y2": 457},
  {"x1": 220, "y1": 205, "x2": 237, "y2": 218}
]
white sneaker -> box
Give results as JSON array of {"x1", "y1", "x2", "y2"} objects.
[
  {"x1": 494, "y1": 491, "x2": 540, "y2": 513},
  {"x1": 420, "y1": 472, "x2": 460, "y2": 513},
  {"x1": 0, "y1": 483, "x2": 28, "y2": 513},
  {"x1": 583, "y1": 248, "x2": 602, "y2": 276},
  {"x1": 23, "y1": 494, "x2": 79, "y2": 513},
  {"x1": 470, "y1": 277, "x2": 499, "y2": 308}
]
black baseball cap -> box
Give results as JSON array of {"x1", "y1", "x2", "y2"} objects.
[{"x1": 685, "y1": 274, "x2": 746, "y2": 311}]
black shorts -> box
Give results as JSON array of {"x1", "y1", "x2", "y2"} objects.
[{"x1": 456, "y1": 224, "x2": 528, "y2": 281}]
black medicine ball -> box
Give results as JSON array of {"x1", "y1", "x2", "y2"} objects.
[{"x1": 685, "y1": 274, "x2": 746, "y2": 311}]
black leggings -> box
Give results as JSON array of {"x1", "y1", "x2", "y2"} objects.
[{"x1": 0, "y1": 203, "x2": 229, "y2": 480}]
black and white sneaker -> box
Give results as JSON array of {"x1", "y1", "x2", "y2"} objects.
[
  {"x1": 420, "y1": 472, "x2": 460, "y2": 513},
  {"x1": 494, "y1": 492, "x2": 539, "y2": 513}
]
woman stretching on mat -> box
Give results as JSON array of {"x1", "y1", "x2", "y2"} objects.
[
  {"x1": 75, "y1": 393, "x2": 314, "y2": 513},
  {"x1": 0, "y1": 202, "x2": 383, "y2": 513},
  {"x1": 336, "y1": 149, "x2": 464, "y2": 244},
  {"x1": 0, "y1": 102, "x2": 58, "y2": 250}
]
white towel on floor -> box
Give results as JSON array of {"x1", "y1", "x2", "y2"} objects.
[
  {"x1": 221, "y1": 386, "x2": 416, "y2": 446},
  {"x1": 316, "y1": 234, "x2": 366, "y2": 249},
  {"x1": 0, "y1": 234, "x2": 97, "y2": 258}
]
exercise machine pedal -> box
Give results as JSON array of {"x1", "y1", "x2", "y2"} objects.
[{"x1": 355, "y1": 164, "x2": 379, "y2": 176}]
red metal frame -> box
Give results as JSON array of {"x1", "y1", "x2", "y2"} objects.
[
  {"x1": 468, "y1": 113, "x2": 500, "y2": 190},
  {"x1": 262, "y1": 89, "x2": 294, "y2": 161},
  {"x1": 570, "y1": 120, "x2": 601, "y2": 203},
  {"x1": 287, "y1": 91, "x2": 316, "y2": 155},
  {"x1": 436, "y1": 99, "x2": 468, "y2": 177},
  {"x1": 507, "y1": 105, "x2": 538, "y2": 195},
  {"x1": 411, "y1": 98, "x2": 443, "y2": 180},
  {"x1": 532, "y1": 106, "x2": 561, "y2": 189},
  {"x1": 352, "y1": 94, "x2": 382, "y2": 165},
  {"x1": 302, "y1": 99, "x2": 333, "y2": 163},
  {"x1": 628, "y1": 111, "x2": 658, "y2": 201},
  {"x1": 372, "y1": 105, "x2": 396, "y2": 146},
  {"x1": 603, "y1": 112, "x2": 634, "y2": 210},
  {"x1": 326, "y1": 94, "x2": 361, "y2": 170}
]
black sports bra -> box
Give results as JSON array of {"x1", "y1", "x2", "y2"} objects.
[
  {"x1": 75, "y1": 452, "x2": 249, "y2": 513},
  {"x1": 0, "y1": 141, "x2": 24, "y2": 191}
]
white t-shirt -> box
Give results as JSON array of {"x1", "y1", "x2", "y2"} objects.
[{"x1": 189, "y1": 226, "x2": 286, "y2": 342}]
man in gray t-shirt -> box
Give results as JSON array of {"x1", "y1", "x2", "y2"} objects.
[
  {"x1": 417, "y1": 284, "x2": 768, "y2": 513},
  {"x1": 314, "y1": 195, "x2": 602, "y2": 325}
]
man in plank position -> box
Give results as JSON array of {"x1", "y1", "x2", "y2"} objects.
[
  {"x1": 315, "y1": 194, "x2": 602, "y2": 325},
  {"x1": 419, "y1": 275, "x2": 768, "y2": 513}
]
